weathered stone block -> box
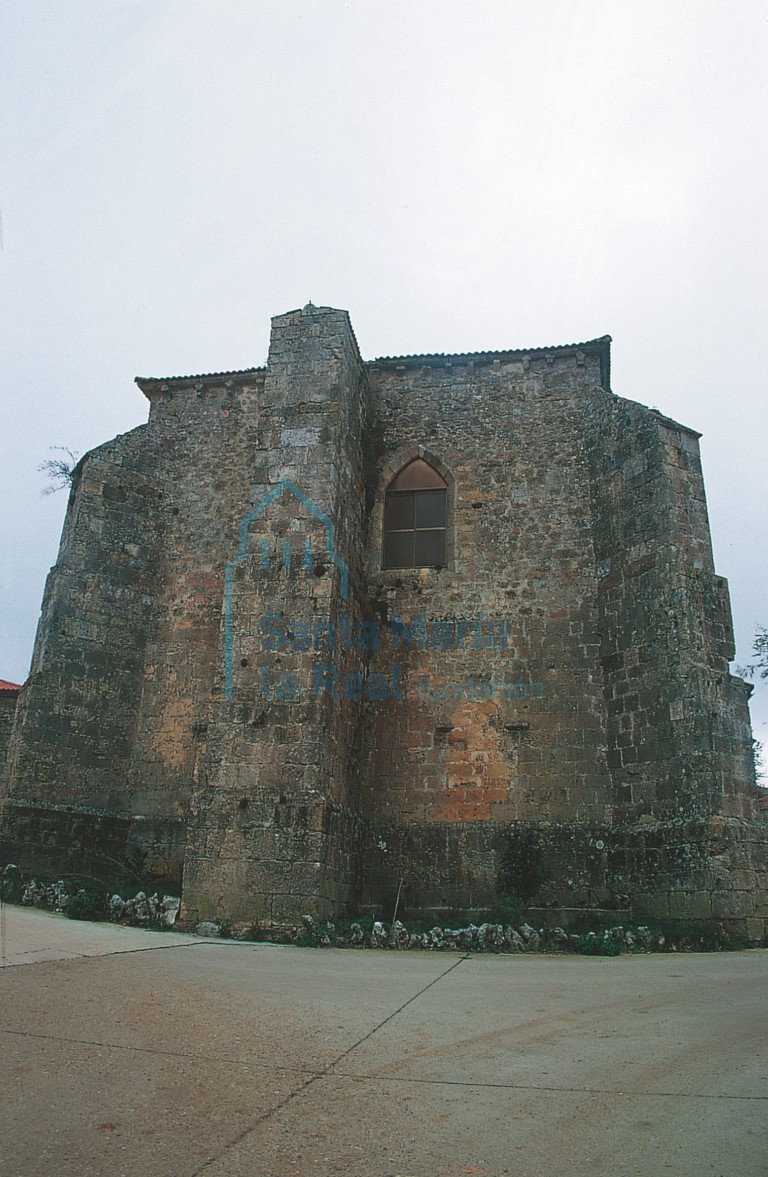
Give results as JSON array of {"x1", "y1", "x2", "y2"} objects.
[{"x1": 668, "y1": 891, "x2": 713, "y2": 921}]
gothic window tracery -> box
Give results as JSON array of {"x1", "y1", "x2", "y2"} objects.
[{"x1": 383, "y1": 458, "x2": 448, "y2": 569}]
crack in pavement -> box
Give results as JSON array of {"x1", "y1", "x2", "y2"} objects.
[
  {"x1": 328, "y1": 1069, "x2": 768, "y2": 1100},
  {"x1": 0, "y1": 1025, "x2": 320, "y2": 1077},
  {"x1": 4, "y1": 950, "x2": 765, "y2": 1176},
  {"x1": 188, "y1": 952, "x2": 471, "y2": 1175},
  {"x1": 5, "y1": 1023, "x2": 762, "y2": 1105},
  {"x1": 0, "y1": 939, "x2": 212, "y2": 967}
]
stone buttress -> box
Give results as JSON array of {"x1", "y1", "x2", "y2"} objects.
[{"x1": 181, "y1": 306, "x2": 370, "y2": 923}]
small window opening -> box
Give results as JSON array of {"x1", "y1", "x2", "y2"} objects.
[{"x1": 384, "y1": 458, "x2": 447, "y2": 569}]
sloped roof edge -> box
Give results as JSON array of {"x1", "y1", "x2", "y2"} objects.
[
  {"x1": 370, "y1": 335, "x2": 611, "y2": 365},
  {"x1": 369, "y1": 336, "x2": 612, "y2": 391},
  {"x1": 135, "y1": 336, "x2": 613, "y2": 396},
  {"x1": 135, "y1": 367, "x2": 266, "y2": 397}
]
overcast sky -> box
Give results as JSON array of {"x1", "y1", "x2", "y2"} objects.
[{"x1": 1, "y1": 0, "x2": 766, "y2": 752}]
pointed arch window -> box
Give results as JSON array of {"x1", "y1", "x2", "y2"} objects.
[{"x1": 383, "y1": 458, "x2": 447, "y2": 569}]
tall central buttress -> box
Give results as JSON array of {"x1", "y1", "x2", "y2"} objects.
[{"x1": 182, "y1": 306, "x2": 370, "y2": 923}]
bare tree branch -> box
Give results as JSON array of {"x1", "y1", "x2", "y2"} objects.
[{"x1": 38, "y1": 446, "x2": 79, "y2": 496}]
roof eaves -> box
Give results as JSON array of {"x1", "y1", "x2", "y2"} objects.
[
  {"x1": 647, "y1": 408, "x2": 702, "y2": 439},
  {"x1": 369, "y1": 336, "x2": 611, "y2": 365},
  {"x1": 135, "y1": 367, "x2": 266, "y2": 399},
  {"x1": 368, "y1": 336, "x2": 612, "y2": 391}
]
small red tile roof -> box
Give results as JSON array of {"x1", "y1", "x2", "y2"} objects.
[{"x1": 0, "y1": 679, "x2": 21, "y2": 692}]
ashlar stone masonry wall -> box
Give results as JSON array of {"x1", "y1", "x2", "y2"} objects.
[{"x1": 0, "y1": 688, "x2": 19, "y2": 790}]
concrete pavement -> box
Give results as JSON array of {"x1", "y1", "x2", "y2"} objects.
[{"x1": 0, "y1": 905, "x2": 766, "y2": 1176}]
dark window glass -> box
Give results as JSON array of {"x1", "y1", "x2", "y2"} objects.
[
  {"x1": 384, "y1": 531, "x2": 415, "y2": 569},
  {"x1": 414, "y1": 529, "x2": 445, "y2": 566},
  {"x1": 383, "y1": 460, "x2": 448, "y2": 569},
  {"x1": 384, "y1": 491, "x2": 415, "y2": 531},
  {"x1": 414, "y1": 490, "x2": 446, "y2": 529}
]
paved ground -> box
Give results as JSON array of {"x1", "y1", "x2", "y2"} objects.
[{"x1": 0, "y1": 906, "x2": 765, "y2": 1177}]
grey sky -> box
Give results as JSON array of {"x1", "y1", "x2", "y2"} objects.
[{"x1": 1, "y1": 0, "x2": 766, "y2": 748}]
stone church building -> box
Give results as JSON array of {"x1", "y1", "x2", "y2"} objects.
[{"x1": 2, "y1": 304, "x2": 766, "y2": 938}]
